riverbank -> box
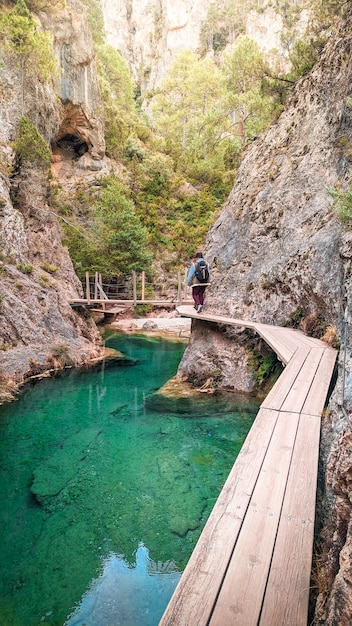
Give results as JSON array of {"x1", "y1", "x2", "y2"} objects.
[{"x1": 111, "y1": 313, "x2": 191, "y2": 337}]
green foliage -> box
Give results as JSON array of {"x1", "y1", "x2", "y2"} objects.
[
  {"x1": 152, "y1": 51, "x2": 225, "y2": 162},
  {"x1": 39, "y1": 272, "x2": 55, "y2": 288},
  {"x1": 80, "y1": 0, "x2": 150, "y2": 158},
  {"x1": 328, "y1": 185, "x2": 352, "y2": 225},
  {"x1": 16, "y1": 261, "x2": 34, "y2": 274},
  {"x1": 96, "y1": 44, "x2": 141, "y2": 158},
  {"x1": 41, "y1": 261, "x2": 59, "y2": 273},
  {"x1": 61, "y1": 175, "x2": 153, "y2": 279},
  {"x1": 289, "y1": 306, "x2": 305, "y2": 328},
  {"x1": 222, "y1": 36, "x2": 264, "y2": 94},
  {"x1": 0, "y1": 0, "x2": 58, "y2": 83},
  {"x1": 134, "y1": 185, "x2": 221, "y2": 259},
  {"x1": 80, "y1": 0, "x2": 104, "y2": 45},
  {"x1": 0, "y1": 0, "x2": 66, "y2": 10},
  {"x1": 198, "y1": 0, "x2": 252, "y2": 55},
  {"x1": 134, "y1": 304, "x2": 154, "y2": 317},
  {"x1": 13, "y1": 116, "x2": 51, "y2": 166},
  {"x1": 151, "y1": 39, "x2": 274, "y2": 189},
  {"x1": 95, "y1": 175, "x2": 152, "y2": 272},
  {"x1": 289, "y1": 38, "x2": 322, "y2": 79},
  {"x1": 249, "y1": 349, "x2": 282, "y2": 389}
]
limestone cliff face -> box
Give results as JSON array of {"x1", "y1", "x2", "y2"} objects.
[
  {"x1": 0, "y1": 0, "x2": 106, "y2": 398},
  {"x1": 179, "y1": 9, "x2": 352, "y2": 622},
  {"x1": 101, "y1": 0, "x2": 308, "y2": 94},
  {"x1": 101, "y1": 0, "x2": 212, "y2": 93}
]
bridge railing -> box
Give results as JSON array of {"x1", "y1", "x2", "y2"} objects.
[{"x1": 83, "y1": 270, "x2": 190, "y2": 305}]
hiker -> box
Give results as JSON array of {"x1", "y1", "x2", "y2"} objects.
[{"x1": 186, "y1": 252, "x2": 210, "y2": 313}]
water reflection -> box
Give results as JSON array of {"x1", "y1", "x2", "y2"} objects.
[
  {"x1": 66, "y1": 543, "x2": 180, "y2": 626},
  {"x1": 0, "y1": 333, "x2": 259, "y2": 626}
]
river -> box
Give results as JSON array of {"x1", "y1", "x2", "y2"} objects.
[{"x1": 0, "y1": 331, "x2": 259, "y2": 626}]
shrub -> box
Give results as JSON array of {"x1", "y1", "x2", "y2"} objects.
[
  {"x1": 13, "y1": 117, "x2": 51, "y2": 167},
  {"x1": 328, "y1": 185, "x2": 352, "y2": 225},
  {"x1": 249, "y1": 348, "x2": 282, "y2": 389},
  {"x1": 41, "y1": 261, "x2": 59, "y2": 274},
  {"x1": 50, "y1": 342, "x2": 74, "y2": 367},
  {"x1": 16, "y1": 262, "x2": 34, "y2": 274}
]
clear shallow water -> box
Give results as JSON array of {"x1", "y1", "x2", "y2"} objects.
[{"x1": 0, "y1": 332, "x2": 259, "y2": 626}]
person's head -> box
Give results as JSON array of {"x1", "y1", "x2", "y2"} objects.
[{"x1": 195, "y1": 252, "x2": 203, "y2": 259}]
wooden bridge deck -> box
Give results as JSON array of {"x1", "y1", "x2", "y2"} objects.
[{"x1": 160, "y1": 306, "x2": 337, "y2": 626}]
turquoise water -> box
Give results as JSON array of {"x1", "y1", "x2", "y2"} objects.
[{"x1": 0, "y1": 332, "x2": 259, "y2": 626}]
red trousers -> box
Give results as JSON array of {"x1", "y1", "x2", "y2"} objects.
[{"x1": 192, "y1": 285, "x2": 206, "y2": 306}]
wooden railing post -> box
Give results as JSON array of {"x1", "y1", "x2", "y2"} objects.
[
  {"x1": 85, "y1": 271, "x2": 91, "y2": 305},
  {"x1": 94, "y1": 272, "x2": 98, "y2": 300},
  {"x1": 141, "y1": 271, "x2": 145, "y2": 301},
  {"x1": 177, "y1": 270, "x2": 182, "y2": 303},
  {"x1": 132, "y1": 271, "x2": 137, "y2": 305},
  {"x1": 184, "y1": 268, "x2": 188, "y2": 300}
]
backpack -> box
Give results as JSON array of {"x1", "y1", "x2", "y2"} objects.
[{"x1": 194, "y1": 259, "x2": 209, "y2": 283}]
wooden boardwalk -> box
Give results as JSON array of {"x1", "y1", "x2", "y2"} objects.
[{"x1": 160, "y1": 306, "x2": 337, "y2": 626}]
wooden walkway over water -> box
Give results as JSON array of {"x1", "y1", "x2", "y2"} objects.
[
  {"x1": 69, "y1": 271, "x2": 192, "y2": 317},
  {"x1": 160, "y1": 305, "x2": 337, "y2": 626}
]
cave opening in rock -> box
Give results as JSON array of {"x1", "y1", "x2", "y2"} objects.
[{"x1": 55, "y1": 134, "x2": 89, "y2": 159}]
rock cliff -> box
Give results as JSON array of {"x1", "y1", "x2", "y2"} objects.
[
  {"x1": 101, "y1": 0, "x2": 308, "y2": 95},
  {"x1": 0, "y1": 0, "x2": 107, "y2": 399},
  {"x1": 178, "y1": 8, "x2": 352, "y2": 622}
]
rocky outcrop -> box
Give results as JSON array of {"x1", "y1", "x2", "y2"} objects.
[
  {"x1": 178, "y1": 8, "x2": 352, "y2": 623},
  {"x1": 0, "y1": 0, "x2": 107, "y2": 398}
]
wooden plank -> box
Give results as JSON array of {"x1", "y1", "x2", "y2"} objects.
[
  {"x1": 69, "y1": 299, "x2": 194, "y2": 306},
  {"x1": 159, "y1": 408, "x2": 279, "y2": 626},
  {"x1": 280, "y1": 348, "x2": 325, "y2": 414},
  {"x1": 255, "y1": 324, "x2": 300, "y2": 351},
  {"x1": 104, "y1": 306, "x2": 130, "y2": 315},
  {"x1": 261, "y1": 347, "x2": 310, "y2": 411},
  {"x1": 284, "y1": 328, "x2": 325, "y2": 348},
  {"x1": 254, "y1": 324, "x2": 296, "y2": 364},
  {"x1": 302, "y1": 348, "x2": 337, "y2": 416},
  {"x1": 209, "y1": 412, "x2": 299, "y2": 626},
  {"x1": 176, "y1": 306, "x2": 257, "y2": 330},
  {"x1": 260, "y1": 413, "x2": 321, "y2": 625}
]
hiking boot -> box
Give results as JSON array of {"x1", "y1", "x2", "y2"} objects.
[{"x1": 197, "y1": 304, "x2": 203, "y2": 313}]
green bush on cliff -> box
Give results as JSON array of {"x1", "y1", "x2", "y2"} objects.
[
  {"x1": 328, "y1": 185, "x2": 352, "y2": 225},
  {"x1": 0, "y1": 0, "x2": 58, "y2": 84},
  {"x1": 13, "y1": 116, "x2": 51, "y2": 167}
]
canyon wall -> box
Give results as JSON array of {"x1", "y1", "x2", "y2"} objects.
[{"x1": 0, "y1": 0, "x2": 107, "y2": 398}]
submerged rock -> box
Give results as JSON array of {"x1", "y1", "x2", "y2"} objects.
[{"x1": 31, "y1": 428, "x2": 102, "y2": 506}]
